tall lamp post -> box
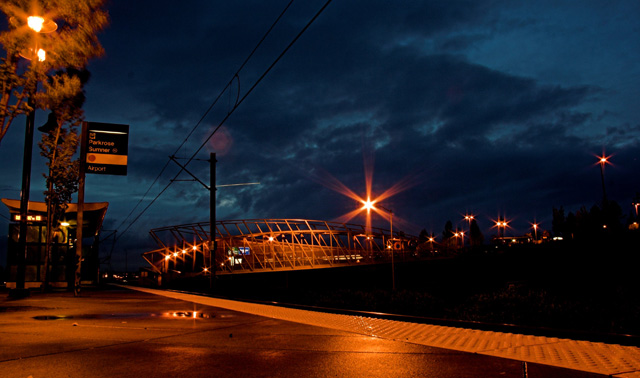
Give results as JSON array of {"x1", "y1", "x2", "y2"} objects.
[
  {"x1": 463, "y1": 214, "x2": 474, "y2": 247},
  {"x1": 531, "y1": 221, "x2": 539, "y2": 243},
  {"x1": 495, "y1": 217, "x2": 508, "y2": 239},
  {"x1": 597, "y1": 154, "x2": 610, "y2": 204},
  {"x1": 362, "y1": 199, "x2": 395, "y2": 291},
  {"x1": 15, "y1": 15, "x2": 57, "y2": 295}
]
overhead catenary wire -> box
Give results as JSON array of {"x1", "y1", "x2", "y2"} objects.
[
  {"x1": 115, "y1": 0, "x2": 333, "y2": 242},
  {"x1": 112, "y1": 0, "x2": 296, "y2": 237}
]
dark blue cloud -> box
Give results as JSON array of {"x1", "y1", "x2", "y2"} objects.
[{"x1": 2, "y1": 0, "x2": 639, "y2": 270}]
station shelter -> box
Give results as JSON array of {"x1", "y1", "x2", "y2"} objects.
[{"x1": 2, "y1": 198, "x2": 108, "y2": 289}]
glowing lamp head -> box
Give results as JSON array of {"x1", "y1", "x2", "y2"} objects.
[
  {"x1": 361, "y1": 198, "x2": 376, "y2": 212},
  {"x1": 24, "y1": 15, "x2": 57, "y2": 33},
  {"x1": 27, "y1": 16, "x2": 44, "y2": 32}
]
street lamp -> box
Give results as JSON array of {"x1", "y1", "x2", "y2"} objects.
[
  {"x1": 15, "y1": 14, "x2": 57, "y2": 294},
  {"x1": 359, "y1": 199, "x2": 395, "y2": 290},
  {"x1": 531, "y1": 221, "x2": 539, "y2": 243},
  {"x1": 596, "y1": 153, "x2": 611, "y2": 204},
  {"x1": 495, "y1": 218, "x2": 508, "y2": 239},
  {"x1": 428, "y1": 235, "x2": 435, "y2": 252},
  {"x1": 462, "y1": 214, "x2": 474, "y2": 247}
]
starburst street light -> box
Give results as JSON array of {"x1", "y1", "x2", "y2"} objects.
[
  {"x1": 493, "y1": 217, "x2": 509, "y2": 238},
  {"x1": 595, "y1": 152, "x2": 612, "y2": 204},
  {"x1": 531, "y1": 221, "x2": 539, "y2": 242},
  {"x1": 358, "y1": 198, "x2": 396, "y2": 290},
  {"x1": 462, "y1": 214, "x2": 474, "y2": 246},
  {"x1": 361, "y1": 197, "x2": 376, "y2": 212}
]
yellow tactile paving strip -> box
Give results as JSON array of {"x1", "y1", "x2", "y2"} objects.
[{"x1": 126, "y1": 286, "x2": 640, "y2": 377}]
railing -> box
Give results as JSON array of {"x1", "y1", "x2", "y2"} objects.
[{"x1": 143, "y1": 219, "x2": 417, "y2": 275}]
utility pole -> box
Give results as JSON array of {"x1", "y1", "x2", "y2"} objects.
[
  {"x1": 210, "y1": 153, "x2": 216, "y2": 290},
  {"x1": 168, "y1": 154, "x2": 258, "y2": 289},
  {"x1": 75, "y1": 122, "x2": 88, "y2": 297}
]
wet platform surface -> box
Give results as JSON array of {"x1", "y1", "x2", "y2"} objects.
[
  {"x1": 131, "y1": 286, "x2": 640, "y2": 377},
  {"x1": 0, "y1": 285, "x2": 634, "y2": 377}
]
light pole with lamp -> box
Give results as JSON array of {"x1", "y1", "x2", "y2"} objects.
[
  {"x1": 463, "y1": 214, "x2": 474, "y2": 247},
  {"x1": 495, "y1": 217, "x2": 508, "y2": 239},
  {"x1": 14, "y1": 15, "x2": 57, "y2": 295},
  {"x1": 362, "y1": 199, "x2": 395, "y2": 290},
  {"x1": 597, "y1": 154, "x2": 610, "y2": 204}
]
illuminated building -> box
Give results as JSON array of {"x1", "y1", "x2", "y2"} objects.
[{"x1": 2, "y1": 199, "x2": 108, "y2": 289}]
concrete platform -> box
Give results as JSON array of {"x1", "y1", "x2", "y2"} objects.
[{"x1": 0, "y1": 285, "x2": 635, "y2": 377}]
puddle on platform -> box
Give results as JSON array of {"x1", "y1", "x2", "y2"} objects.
[
  {"x1": 33, "y1": 311, "x2": 215, "y2": 320},
  {"x1": 33, "y1": 315, "x2": 72, "y2": 320}
]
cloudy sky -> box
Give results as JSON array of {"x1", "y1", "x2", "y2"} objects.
[{"x1": 1, "y1": 0, "x2": 639, "y2": 271}]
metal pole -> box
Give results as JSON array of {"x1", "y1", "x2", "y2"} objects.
[
  {"x1": 599, "y1": 162, "x2": 607, "y2": 204},
  {"x1": 16, "y1": 96, "x2": 36, "y2": 294},
  {"x1": 75, "y1": 122, "x2": 88, "y2": 296},
  {"x1": 210, "y1": 153, "x2": 217, "y2": 290},
  {"x1": 390, "y1": 211, "x2": 394, "y2": 291}
]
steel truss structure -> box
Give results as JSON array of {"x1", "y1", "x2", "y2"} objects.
[{"x1": 143, "y1": 219, "x2": 417, "y2": 276}]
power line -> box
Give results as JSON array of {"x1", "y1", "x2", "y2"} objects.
[
  {"x1": 114, "y1": 0, "x2": 297, "y2": 239},
  {"x1": 116, "y1": 0, "x2": 333, "y2": 242},
  {"x1": 186, "y1": 0, "x2": 334, "y2": 164}
]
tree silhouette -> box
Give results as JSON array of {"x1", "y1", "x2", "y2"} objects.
[{"x1": 469, "y1": 219, "x2": 484, "y2": 246}]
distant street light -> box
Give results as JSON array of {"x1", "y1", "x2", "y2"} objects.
[
  {"x1": 462, "y1": 214, "x2": 474, "y2": 247},
  {"x1": 495, "y1": 218, "x2": 508, "y2": 238},
  {"x1": 428, "y1": 235, "x2": 435, "y2": 252},
  {"x1": 453, "y1": 229, "x2": 463, "y2": 248},
  {"x1": 531, "y1": 221, "x2": 539, "y2": 242},
  {"x1": 596, "y1": 153, "x2": 611, "y2": 204}
]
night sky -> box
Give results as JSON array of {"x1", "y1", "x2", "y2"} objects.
[{"x1": 1, "y1": 1, "x2": 639, "y2": 271}]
